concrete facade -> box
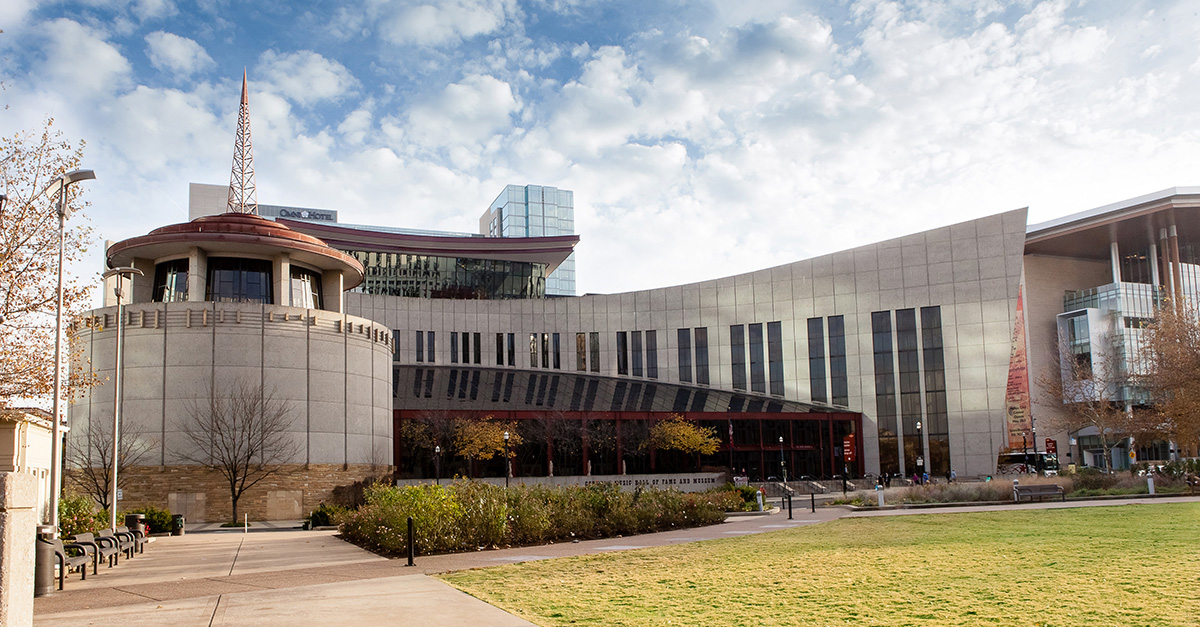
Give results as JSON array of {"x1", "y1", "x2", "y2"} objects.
[
  {"x1": 0, "y1": 471, "x2": 37, "y2": 627},
  {"x1": 355, "y1": 208, "x2": 1029, "y2": 478}
]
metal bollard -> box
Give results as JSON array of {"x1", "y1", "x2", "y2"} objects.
[
  {"x1": 787, "y1": 495, "x2": 793, "y2": 519},
  {"x1": 876, "y1": 484, "x2": 885, "y2": 507},
  {"x1": 406, "y1": 516, "x2": 415, "y2": 567},
  {"x1": 1148, "y1": 475, "x2": 1155, "y2": 495},
  {"x1": 810, "y1": 492, "x2": 815, "y2": 513}
]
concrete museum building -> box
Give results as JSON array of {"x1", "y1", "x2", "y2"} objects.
[{"x1": 66, "y1": 82, "x2": 1199, "y2": 521}]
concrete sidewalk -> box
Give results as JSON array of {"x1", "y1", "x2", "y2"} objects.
[
  {"x1": 34, "y1": 496, "x2": 1198, "y2": 625},
  {"x1": 33, "y1": 506, "x2": 843, "y2": 626}
]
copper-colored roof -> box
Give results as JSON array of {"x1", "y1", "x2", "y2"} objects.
[
  {"x1": 107, "y1": 213, "x2": 365, "y2": 288},
  {"x1": 279, "y1": 219, "x2": 580, "y2": 273}
]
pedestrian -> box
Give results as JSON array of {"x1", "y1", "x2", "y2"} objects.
[
  {"x1": 950, "y1": 469, "x2": 957, "y2": 483},
  {"x1": 883, "y1": 473, "x2": 891, "y2": 488},
  {"x1": 923, "y1": 472, "x2": 929, "y2": 485}
]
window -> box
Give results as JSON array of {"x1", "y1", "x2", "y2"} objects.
[
  {"x1": 152, "y1": 259, "x2": 188, "y2": 302},
  {"x1": 576, "y1": 333, "x2": 587, "y2": 371},
  {"x1": 808, "y1": 318, "x2": 827, "y2": 402},
  {"x1": 427, "y1": 332, "x2": 435, "y2": 363},
  {"x1": 731, "y1": 325, "x2": 746, "y2": 390},
  {"x1": 462, "y1": 332, "x2": 471, "y2": 365},
  {"x1": 767, "y1": 321, "x2": 783, "y2": 396},
  {"x1": 922, "y1": 306, "x2": 950, "y2": 476},
  {"x1": 206, "y1": 258, "x2": 272, "y2": 303},
  {"x1": 589, "y1": 332, "x2": 600, "y2": 373},
  {"x1": 873, "y1": 311, "x2": 899, "y2": 475},
  {"x1": 473, "y1": 332, "x2": 482, "y2": 364},
  {"x1": 415, "y1": 331, "x2": 425, "y2": 363},
  {"x1": 541, "y1": 333, "x2": 550, "y2": 369},
  {"x1": 677, "y1": 328, "x2": 692, "y2": 383},
  {"x1": 617, "y1": 332, "x2": 629, "y2": 375},
  {"x1": 749, "y1": 322, "x2": 765, "y2": 393},
  {"x1": 631, "y1": 331, "x2": 643, "y2": 377},
  {"x1": 646, "y1": 330, "x2": 658, "y2": 379},
  {"x1": 496, "y1": 333, "x2": 504, "y2": 366},
  {"x1": 828, "y1": 316, "x2": 847, "y2": 406},
  {"x1": 530, "y1": 333, "x2": 538, "y2": 367},
  {"x1": 290, "y1": 266, "x2": 323, "y2": 309},
  {"x1": 553, "y1": 333, "x2": 561, "y2": 369},
  {"x1": 897, "y1": 309, "x2": 922, "y2": 474},
  {"x1": 451, "y1": 332, "x2": 459, "y2": 364},
  {"x1": 695, "y1": 328, "x2": 710, "y2": 385},
  {"x1": 393, "y1": 330, "x2": 402, "y2": 361},
  {"x1": 507, "y1": 333, "x2": 515, "y2": 366}
]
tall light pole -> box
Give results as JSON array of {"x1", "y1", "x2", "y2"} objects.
[
  {"x1": 434, "y1": 445, "x2": 441, "y2": 485},
  {"x1": 48, "y1": 169, "x2": 96, "y2": 533},
  {"x1": 778, "y1": 436, "x2": 786, "y2": 484},
  {"x1": 502, "y1": 431, "x2": 510, "y2": 488},
  {"x1": 101, "y1": 266, "x2": 143, "y2": 530}
]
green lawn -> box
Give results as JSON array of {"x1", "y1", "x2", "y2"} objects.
[{"x1": 440, "y1": 503, "x2": 1200, "y2": 626}]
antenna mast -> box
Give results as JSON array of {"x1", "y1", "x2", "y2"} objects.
[{"x1": 227, "y1": 69, "x2": 258, "y2": 214}]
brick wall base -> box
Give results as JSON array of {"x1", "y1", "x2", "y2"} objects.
[{"x1": 66, "y1": 464, "x2": 391, "y2": 523}]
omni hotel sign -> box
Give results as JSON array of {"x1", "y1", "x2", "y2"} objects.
[{"x1": 260, "y1": 205, "x2": 339, "y2": 222}]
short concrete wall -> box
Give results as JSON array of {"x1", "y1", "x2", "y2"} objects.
[
  {"x1": 397, "y1": 472, "x2": 727, "y2": 493},
  {"x1": 0, "y1": 471, "x2": 38, "y2": 627}
]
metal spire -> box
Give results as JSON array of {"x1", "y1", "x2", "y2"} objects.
[{"x1": 227, "y1": 69, "x2": 258, "y2": 214}]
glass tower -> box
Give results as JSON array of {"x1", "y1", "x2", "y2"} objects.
[{"x1": 482, "y1": 184, "x2": 576, "y2": 296}]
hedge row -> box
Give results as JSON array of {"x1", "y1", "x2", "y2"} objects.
[{"x1": 340, "y1": 480, "x2": 743, "y2": 556}]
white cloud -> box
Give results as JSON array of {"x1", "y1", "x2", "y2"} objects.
[
  {"x1": 0, "y1": 0, "x2": 40, "y2": 31},
  {"x1": 145, "y1": 31, "x2": 215, "y2": 77},
  {"x1": 407, "y1": 74, "x2": 519, "y2": 151},
  {"x1": 256, "y1": 50, "x2": 359, "y2": 106},
  {"x1": 366, "y1": 0, "x2": 519, "y2": 46},
  {"x1": 35, "y1": 19, "x2": 132, "y2": 96}
]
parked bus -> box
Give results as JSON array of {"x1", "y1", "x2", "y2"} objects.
[{"x1": 996, "y1": 452, "x2": 1060, "y2": 476}]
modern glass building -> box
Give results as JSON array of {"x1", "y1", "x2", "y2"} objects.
[{"x1": 480, "y1": 184, "x2": 577, "y2": 296}]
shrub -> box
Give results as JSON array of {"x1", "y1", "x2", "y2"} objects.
[
  {"x1": 339, "y1": 480, "x2": 730, "y2": 557},
  {"x1": 58, "y1": 492, "x2": 105, "y2": 538},
  {"x1": 125, "y1": 506, "x2": 173, "y2": 535},
  {"x1": 306, "y1": 503, "x2": 348, "y2": 528}
]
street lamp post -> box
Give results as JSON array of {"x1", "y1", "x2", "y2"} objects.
[
  {"x1": 101, "y1": 266, "x2": 143, "y2": 531},
  {"x1": 1031, "y1": 424, "x2": 1040, "y2": 475},
  {"x1": 502, "y1": 431, "x2": 511, "y2": 488},
  {"x1": 48, "y1": 169, "x2": 96, "y2": 533},
  {"x1": 916, "y1": 421, "x2": 924, "y2": 479},
  {"x1": 434, "y1": 445, "x2": 441, "y2": 485}
]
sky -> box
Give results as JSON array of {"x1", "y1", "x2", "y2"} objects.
[{"x1": 3, "y1": 0, "x2": 1200, "y2": 297}]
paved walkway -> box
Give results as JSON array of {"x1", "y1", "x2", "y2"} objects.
[{"x1": 32, "y1": 495, "x2": 1198, "y2": 626}]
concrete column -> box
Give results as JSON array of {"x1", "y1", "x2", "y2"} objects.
[
  {"x1": 1109, "y1": 241, "x2": 1121, "y2": 285},
  {"x1": 1149, "y1": 242, "x2": 1160, "y2": 287},
  {"x1": 1159, "y1": 229, "x2": 1172, "y2": 297},
  {"x1": 274, "y1": 253, "x2": 291, "y2": 306},
  {"x1": 0, "y1": 472, "x2": 38, "y2": 627},
  {"x1": 1169, "y1": 225, "x2": 1183, "y2": 303},
  {"x1": 186, "y1": 247, "x2": 207, "y2": 302},
  {"x1": 321, "y1": 270, "x2": 344, "y2": 313}
]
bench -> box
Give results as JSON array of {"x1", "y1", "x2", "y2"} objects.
[
  {"x1": 118, "y1": 525, "x2": 148, "y2": 554},
  {"x1": 98, "y1": 528, "x2": 134, "y2": 562},
  {"x1": 1013, "y1": 483, "x2": 1065, "y2": 503},
  {"x1": 48, "y1": 538, "x2": 93, "y2": 590},
  {"x1": 1186, "y1": 474, "x2": 1199, "y2": 495},
  {"x1": 71, "y1": 532, "x2": 118, "y2": 570}
]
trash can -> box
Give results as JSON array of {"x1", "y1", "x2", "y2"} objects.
[
  {"x1": 35, "y1": 525, "x2": 57, "y2": 597},
  {"x1": 124, "y1": 513, "x2": 146, "y2": 536},
  {"x1": 171, "y1": 514, "x2": 186, "y2": 536}
]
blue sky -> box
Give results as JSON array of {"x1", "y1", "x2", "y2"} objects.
[{"x1": 4, "y1": 0, "x2": 1200, "y2": 296}]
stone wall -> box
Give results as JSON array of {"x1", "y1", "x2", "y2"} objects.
[{"x1": 66, "y1": 464, "x2": 388, "y2": 523}]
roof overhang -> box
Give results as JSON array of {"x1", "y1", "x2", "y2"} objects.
[
  {"x1": 1025, "y1": 187, "x2": 1200, "y2": 260},
  {"x1": 279, "y1": 219, "x2": 580, "y2": 274}
]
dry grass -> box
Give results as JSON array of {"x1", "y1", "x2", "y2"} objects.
[{"x1": 440, "y1": 502, "x2": 1200, "y2": 626}]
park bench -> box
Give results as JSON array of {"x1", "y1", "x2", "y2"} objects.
[
  {"x1": 98, "y1": 528, "x2": 134, "y2": 562},
  {"x1": 1013, "y1": 483, "x2": 1065, "y2": 503},
  {"x1": 117, "y1": 524, "x2": 148, "y2": 554},
  {"x1": 49, "y1": 538, "x2": 93, "y2": 590},
  {"x1": 1186, "y1": 474, "x2": 1199, "y2": 495},
  {"x1": 71, "y1": 532, "x2": 118, "y2": 570}
]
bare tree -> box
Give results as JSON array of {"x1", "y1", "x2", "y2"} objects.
[
  {"x1": 1037, "y1": 332, "x2": 1138, "y2": 472},
  {"x1": 66, "y1": 417, "x2": 153, "y2": 511},
  {"x1": 1138, "y1": 301, "x2": 1200, "y2": 458},
  {"x1": 178, "y1": 381, "x2": 300, "y2": 523}
]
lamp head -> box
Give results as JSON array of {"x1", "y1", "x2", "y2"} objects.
[{"x1": 503, "y1": 431, "x2": 510, "y2": 441}]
